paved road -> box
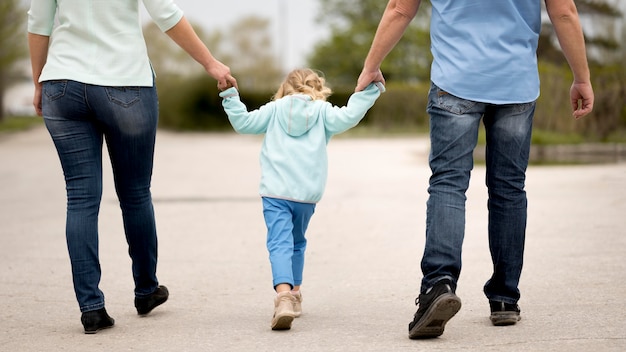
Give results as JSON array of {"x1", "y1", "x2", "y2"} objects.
[{"x1": 1, "y1": 126, "x2": 625, "y2": 351}]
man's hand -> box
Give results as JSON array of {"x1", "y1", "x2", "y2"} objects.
[
  {"x1": 356, "y1": 69, "x2": 385, "y2": 92},
  {"x1": 570, "y1": 81, "x2": 594, "y2": 119}
]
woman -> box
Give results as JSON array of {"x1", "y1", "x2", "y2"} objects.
[{"x1": 28, "y1": 0, "x2": 237, "y2": 334}]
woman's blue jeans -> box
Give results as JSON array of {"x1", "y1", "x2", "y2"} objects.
[
  {"x1": 42, "y1": 80, "x2": 160, "y2": 312},
  {"x1": 421, "y1": 83, "x2": 535, "y2": 304},
  {"x1": 262, "y1": 197, "x2": 315, "y2": 289}
]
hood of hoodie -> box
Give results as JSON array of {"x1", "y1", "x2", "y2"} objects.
[{"x1": 273, "y1": 94, "x2": 322, "y2": 137}]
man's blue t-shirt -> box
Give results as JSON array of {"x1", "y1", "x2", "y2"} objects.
[{"x1": 429, "y1": 0, "x2": 542, "y2": 104}]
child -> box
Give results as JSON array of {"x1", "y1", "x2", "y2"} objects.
[{"x1": 219, "y1": 68, "x2": 384, "y2": 330}]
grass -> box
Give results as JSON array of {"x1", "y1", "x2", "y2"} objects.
[
  {"x1": 339, "y1": 124, "x2": 428, "y2": 138},
  {"x1": 345, "y1": 125, "x2": 597, "y2": 145},
  {"x1": 0, "y1": 115, "x2": 42, "y2": 133}
]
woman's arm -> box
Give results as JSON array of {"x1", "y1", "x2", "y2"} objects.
[
  {"x1": 165, "y1": 16, "x2": 237, "y2": 90},
  {"x1": 28, "y1": 33, "x2": 49, "y2": 116}
]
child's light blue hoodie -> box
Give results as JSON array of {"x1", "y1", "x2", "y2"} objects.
[{"x1": 220, "y1": 82, "x2": 385, "y2": 203}]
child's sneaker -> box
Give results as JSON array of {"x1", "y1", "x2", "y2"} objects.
[
  {"x1": 292, "y1": 291, "x2": 302, "y2": 318},
  {"x1": 271, "y1": 291, "x2": 296, "y2": 330}
]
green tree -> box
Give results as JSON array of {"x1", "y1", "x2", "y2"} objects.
[
  {"x1": 536, "y1": 0, "x2": 625, "y2": 140},
  {"x1": 143, "y1": 21, "x2": 224, "y2": 77},
  {"x1": 143, "y1": 17, "x2": 283, "y2": 129},
  {"x1": 538, "y1": 0, "x2": 623, "y2": 65},
  {"x1": 0, "y1": 0, "x2": 28, "y2": 121},
  {"x1": 308, "y1": 0, "x2": 432, "y2": 88},
  {"x1": 222, "y1": 16, "x2": 283, "y2": 91},
  {"x1": 144, "y1": 16, "x2": 282, "y2": 91}
]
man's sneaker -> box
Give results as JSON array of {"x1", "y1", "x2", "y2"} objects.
[
  {"x1": 408, "y1": 279, "x2": 461, "y2": 339},
  {"x1": 292, "y1": 291, "x2": 302, "y2": 318},
  {"x1": 271, "y1": 291, "x2": 296, "y2": 330},
  {"x1": 489, "y1": 301, "x2": 521, "y2": 326}
]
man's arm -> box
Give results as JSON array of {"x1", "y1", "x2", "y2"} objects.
[
  {"x1": 545, "y1": 0, "x2": 594, "y2": 118},
  {"x1": 356, "y1": 0, "x2": 422, "y2": 91}
]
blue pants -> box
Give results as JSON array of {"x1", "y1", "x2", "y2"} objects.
[
  {"x1": 262, "y1": 197, "x2": 316, "y2": 289},
  {"x1": 421, "y1": 82, "x2": 534, "y2": 304},
  {"x1": 42, "y1": 80, "x2": 160, "y2": 312}
]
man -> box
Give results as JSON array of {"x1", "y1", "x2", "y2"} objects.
[{"x1": 356, "y1": 0, "x2": 594, "y2": 339}]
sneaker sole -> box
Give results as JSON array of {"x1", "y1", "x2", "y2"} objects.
[
  {"x1": 490, "y1": 312, "x2": 521, "y2": 326},
  {"x1": 271, "y1": 314, "x2": 294, "y2": 330},
  {"x1": 409, "y1": 293, "x2": 461, "y2": 339}
]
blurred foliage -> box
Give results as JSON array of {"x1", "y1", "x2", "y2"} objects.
[
  {"x1": 6, "y1": 0, "x2": 625, "y2": 144},
  {"x1": 156, "y1": 74, "x2": 278, "y2": 131},
  {"x1": 1, "y1": 0, "x2": 28, "y2": 122},
  {"x1": 153, "y1": 0, "x2": 626, "y2": 144},
  {"x1": 0, "y1": 116, "x2": 42, "y2": 133},
  {"x1": 326, "y1": 82, "x2": 430, "y2": 131},
  {"x1": 144, "y1": 21, "x2": 220, "y2": 77},
  {"x1": 144, "y1": 15, "x2": 283, "y2": 92},
  {"x1": 157, "y1": 75, "x2": 230, "y2": 131},
  {"x1": 308, "y1": 0, "x2": 432, "y2": 88},
  {"x1": 157, "y1": 62, "x2": 626, "y2": 143},
  {"x1": 222, "y1": 16, "x2": 283, "y2": 90},
  {"x1": 540, "y1": 0, "x2": 623, "y2": 65}
]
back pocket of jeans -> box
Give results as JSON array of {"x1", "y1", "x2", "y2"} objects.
[
  {"x1": 435, "y1": 89, "x2": 477, "y2": 115},
  {"x1": 43, "y1": 80, "x2": 67, "y2": 101},
  {"x1": 105, "y1": 87, "x2": 140, "y2": 107}
]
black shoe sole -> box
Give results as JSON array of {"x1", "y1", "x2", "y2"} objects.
[
  {"x1": 409, "y1": 293, "x2": 461, "y2": 339},
  {"x1": 490, "y1": 312, "x2": 521, "y2": 326},
  {"x1": 84, "y1": 323, "x2": 114, "y2": 334}
]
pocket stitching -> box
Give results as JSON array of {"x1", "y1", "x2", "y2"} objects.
[
  {"x1": 43, "y1": 80, "x2": 68, "y2": 101},
  {"x1": 105, "y1": 87, "x2": 141, "y2": 108}
]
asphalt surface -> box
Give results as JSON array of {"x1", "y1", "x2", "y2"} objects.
[{"x1": 1, "y1": 126, "x2": 625, "y2": 351}]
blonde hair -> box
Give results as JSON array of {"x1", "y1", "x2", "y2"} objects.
[{"x1": 272, "y1": 68, "x2": 333, "y2": 101}]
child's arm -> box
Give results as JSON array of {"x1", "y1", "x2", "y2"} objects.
[
  {"x1": 219, "y1": 87, "x2": 274, "y2": 134},
  {"x1": 324, "y1": 82, "x2": 385, "y2": 135}
]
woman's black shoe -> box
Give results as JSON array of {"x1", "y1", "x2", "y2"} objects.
[
  {"x1": 81, "y1": 308, "x2": 115, "y2": 334},
  {"x1": 135, "y1": 285, "x2": 169, "y2": 315}
]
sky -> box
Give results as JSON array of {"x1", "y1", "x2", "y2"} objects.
[{"x1": 157, "y1": 0, "x2": 328, "y2": 70}]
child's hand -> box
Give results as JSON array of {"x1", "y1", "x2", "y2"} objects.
[
  {"x1": 208, "y1": 60, "x2": 237, "y2": 91},
  {"x1": 356, "y1": 69, "x2": 385, "y2": 92},
  {"x1": 218, "y1": 77, "x2": 236, "y2": 91}
]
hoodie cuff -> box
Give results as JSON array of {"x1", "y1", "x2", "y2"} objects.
[
  {"x1": 219, "y1": 87, "x2": 239, "y2": 99},
  {"x1": 371, "y1": 82, "x2": 386, "y2": 93}
]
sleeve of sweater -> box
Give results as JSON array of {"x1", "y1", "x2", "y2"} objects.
[
  {"x1": 219, "y1": 87, "x2": 275, "y2": 134},
  {"x1": 323, "y1": 82, "x2": 385, "y2": 135}
]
